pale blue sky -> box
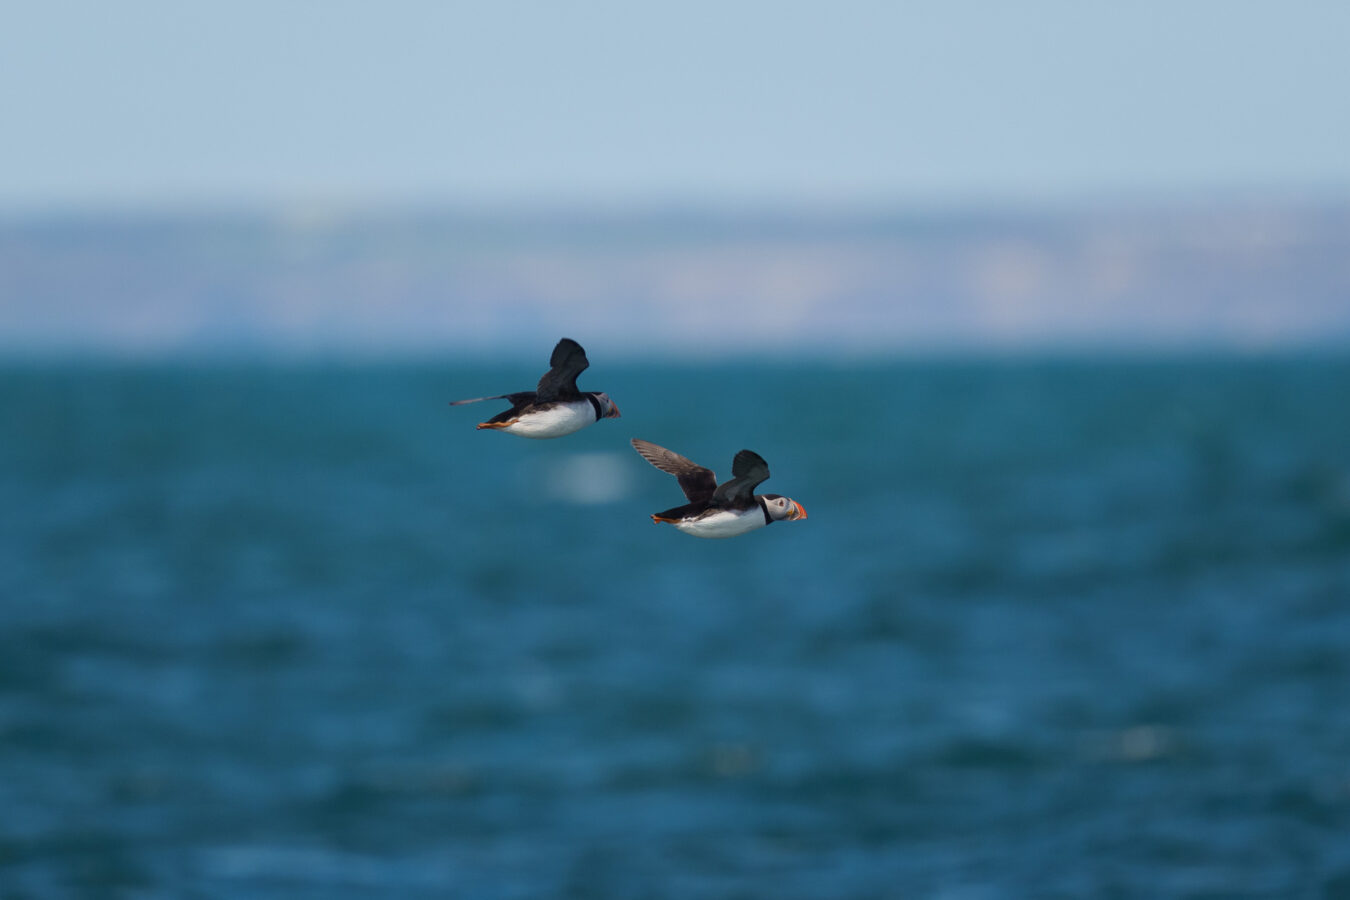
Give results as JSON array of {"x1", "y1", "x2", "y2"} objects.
[{"x1": 4, "y1": 1, "x2": 1350, "y2": 210}]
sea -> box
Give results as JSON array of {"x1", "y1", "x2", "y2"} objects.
[{"x1": 2, "y1": 356, "x2": 1349, "y2": 899}]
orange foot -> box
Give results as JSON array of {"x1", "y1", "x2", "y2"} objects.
[
  {"x1": 476, "y1": 420, "x2": 517, "y2": 430},
  {"x1": 651, "y1": 515, "x2": 679, "y2": 524}
]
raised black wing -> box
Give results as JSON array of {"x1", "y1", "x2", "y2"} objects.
[
  {"x1": 712, "y1": 449, "x2": 771, "y2": 506},
  {"x1": 631, "y1": 439, "x2": 717, "y2": 504},
  {"x1": 535, "y1": 338, "x2": 589, "y2": 402}
]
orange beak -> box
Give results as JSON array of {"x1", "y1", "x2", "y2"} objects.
[
  {"x1": 790, "y1": 502, "x2": 808, "y2": 520},
  {"x1": 607, "y1": 404, "x2": 622, "y2": 419}
]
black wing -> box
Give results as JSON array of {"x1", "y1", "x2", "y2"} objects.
[
  {"x1": 712, "y1": 449, "x2": 770, "y2": 506},
  {"x1": 631, "y1": 439, "x2": 717, "y2": 504},
  {"x1": 449, "y1": 390, "x2": 535, "y2": 408},
  {"x1": 535, "y1": 338, "x2": 589, "y2": 402}
]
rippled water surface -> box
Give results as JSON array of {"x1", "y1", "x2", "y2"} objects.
[{"x1": 3, "y1": 358, "x2": 1350, "y2": 898}]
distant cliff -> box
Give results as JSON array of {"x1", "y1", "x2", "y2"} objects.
[{"x1": 3, "y1": 202, "x2": 1348, "y2": 357}]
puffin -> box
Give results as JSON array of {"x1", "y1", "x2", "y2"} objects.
[
  {"x1": 450, "y1": 338, "x2": 620, "y2": 439},
  {"x1": 631, "y1": 438, "x2": 808, "y2": 538}
]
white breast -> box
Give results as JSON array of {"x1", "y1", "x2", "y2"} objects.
[
  {"x1": 500, "y1": 401, "x2": 596, "y2": 439},
  {"x1": 672, "y1": 507, "x2": 767, "y2": 539}
]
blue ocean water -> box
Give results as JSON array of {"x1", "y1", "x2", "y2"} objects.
[{"x1": 2, "y1": 357, "x2": 1350, "y2": 899}]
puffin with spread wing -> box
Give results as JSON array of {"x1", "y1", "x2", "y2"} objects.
[
  {"x1": 450, "y1": 338, "x2": 620, "y2": 439},
  {"x1": 630, "y1": 438, "x2": 807, "y2": 538}
]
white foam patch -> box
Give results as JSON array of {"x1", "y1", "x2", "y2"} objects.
[{"x1": 540, "y1": 452, "x2": 631, "y2": 505}]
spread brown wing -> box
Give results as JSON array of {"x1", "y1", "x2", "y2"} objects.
[{"x1": 631, "y1": 439, "x2": 717, "y2": 504}]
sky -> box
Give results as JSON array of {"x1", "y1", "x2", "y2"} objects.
[{"x1": 4, "y1": 0, "x2": 1350, "y2": 212}]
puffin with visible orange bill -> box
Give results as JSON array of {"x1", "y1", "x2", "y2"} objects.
[
  {"x1": 631, "y1": 438, "x2": 807, "y2": 538},
  {"x1": 450, "y1": 338, "x2": 620, "y2": 438}
]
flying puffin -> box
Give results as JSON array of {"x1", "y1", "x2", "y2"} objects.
[
  {"x1": 450, "y1": 338, "x2": 620, "y2": 439},
  {"x1": 631, "y1": 438, "x2": 808, "y2": 538}
]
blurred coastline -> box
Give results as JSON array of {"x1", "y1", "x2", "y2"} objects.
[{"x1": 3, "y1": 198, "x2": 1348, "y2": 361}]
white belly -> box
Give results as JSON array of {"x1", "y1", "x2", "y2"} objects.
[
  {"x1": 672, "y1": 508, "x2": 767, "y2": 539},
  {"x1": 499, "y1": 401, "x2": 595, "y2": 439}
]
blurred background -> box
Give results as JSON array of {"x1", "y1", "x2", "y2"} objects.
[{"x1": 3, "y1": 2, "x2": 1350, "y2": 897}]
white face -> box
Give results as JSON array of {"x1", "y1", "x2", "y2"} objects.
[
  {"x1": 594, "y1": 392, "x2": 621, "y2": 419},
  {"x1": 762, "y1": 495, "x2": 807, "y2": 522}
]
